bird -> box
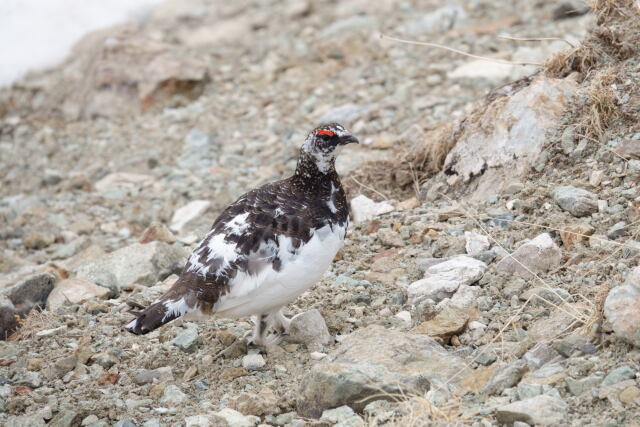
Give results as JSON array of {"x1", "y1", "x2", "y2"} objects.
[{"x1": 125, "y1": 123, "x2": 359, "y2": 346}]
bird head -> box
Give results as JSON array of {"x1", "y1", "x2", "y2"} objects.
[{"x1": 300, "y1": 123, "x2": 359, "y2": 174}]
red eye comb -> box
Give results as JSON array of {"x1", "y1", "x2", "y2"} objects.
[{"x1": 316, "y1": 129, "x2": 334, "y2": 137}]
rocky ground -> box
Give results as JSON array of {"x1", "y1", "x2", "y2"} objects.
[{"x1": 1, "y1": 0, "x2": 640, "y2": 426}]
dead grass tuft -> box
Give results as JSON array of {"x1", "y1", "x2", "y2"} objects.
[
  {"x1": 347, "y1": 122, "x2": 459, "y2": 201},
  {"x1": 9, "y1": 307, "x2": 57, "y2": 341},
  {"x1": 546, "y1": 1, "x2": 637, "y2": 78},
  {"x1": 589, "y1": 0, "x2": 637, "y2": 23},
  {"x1": 576, "y1": 66, "x2": 620, "y2": 139}
]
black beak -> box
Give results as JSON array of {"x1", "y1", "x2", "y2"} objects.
[{"x1": 340, "y1": 135, "x2": 359, "y2": 145}]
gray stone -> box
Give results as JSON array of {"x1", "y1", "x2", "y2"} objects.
[
  {"x1": 91, "y1": 352, "x2": 118, "y2": 369},
  {"x1": 114, "y1": 420, "x2": 136, "y2": 427},
  {"x1": 0, "y1": 272, "x2": 57, "y2": 337},
  {"x1": 523, "y1": 342, "x2": 560, "y2": 370},
  {"x1": 552, "y1": 186, "x2": 598, "y2": 217},
  {"x1": 481, "y1": 359, "x2": 528, "y2": 395},
  {"x1": 607, "y1": 221, "x2": 628, "y2": 239},
  {"x1": 399, "y1": 4, "x2": 467, "y2": 35},
  {"x1": 297, "y1": 325, "x2": 468, "y2": 417},
  {"x1": 496, "y1": 233, "x2": 562, "y2": 279},
  {"x1": 160, "y1": 384, "x2": 188, "y2": 405},
  {"x1": 285, "y1": 309, "x2": 331, "y2": 346},
  {"x1": 552, "y1": 334, "x2": 589, "y2": 357},
  {"x1": 12, "y1": 370, "x2": 42, "y2": 388},
  {"x1": 407, "y1": 256, "x2": 486, "y2": 305},
  {"x1": 242, "y1": 354, "x2": 266, "y2": 371},
  {"x1": 172, "y1": 328, "x2": 201, "y2": 353},
  {"x1": 496, "y1": 395, "x2": 568, "y2": 426},
  {"x1": 475, "y1": 351, "x2": 497, "y2": 366},
  {"x1": 75, "y1": 242, "x2": 186, "y2": 292},
  {"x1": 566, "y1": 373, "x2": 604, "y2": 396},
  {"x1": 320, "y1": 405, "x2": 365, "y2": 427},
  {"x1": 5, "y1": 414, "x2": 47, "y2": 427},
  {"x1": 601, "y1": 365, "x2": 636, "y2": 387},
  {"x1": 133, "y1": 367, "x2": 173, "y2": 385},
  {"x1": 49, "y1": 410, "x2": 81, "y2": 427},
  {"x1": 517, "y1": 382, "x2": 543, "y2": 399}
]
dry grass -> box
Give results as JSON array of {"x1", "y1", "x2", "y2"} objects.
[
  {"x1": 9, "y1": 307, "x2": 57, "y2": 341},
  {"x1": 347, "y1": 122, "x2": 459, "y2": 201},
  {"x1": 546, "y1": 0, "x2": 637, "y2": 78},
  {"x1": 578, "y1": 67, "x2": 620, "y2": 139}
]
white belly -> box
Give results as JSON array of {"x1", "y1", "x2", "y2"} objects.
[{"x1": 213, "y1": 222, "x2": 346, "y2": 318}]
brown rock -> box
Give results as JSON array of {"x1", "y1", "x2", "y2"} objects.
[
  {"x1": 182, "y1": 365, "x2": 198, "y2": 381},
  {"x1": 397, "y1": 197, "x2": 420, "y2": 210},
  {"x1": 68, "y1": 218, "x2": 94, "y2": 235},
  {"x1": 412, "y1": 306, "x2": 471, "y2": 340},
  {"x1": 619, "y1": 385, "x2": 640, "y2": 405},
  {"x1": 139, "y1": 222, "x2": 176, "y2": 244},
  {"x1": 98, "y1": 373, "x2": 119, "y2": 385},
  {"x1": 560, "y1": 223, "x2": 595, "y2": 248},
  {"x1": 221, "y1": 368, "x2": 248, "y2": 381},
  {"x1": 229, "y1": 387, "x2": 279, "y2": 416},
  {"x1": 614, "y1": 139, "x2": 640, "y2": 159}
]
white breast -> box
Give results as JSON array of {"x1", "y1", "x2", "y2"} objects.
[{"x1": 213, "y1": 222, "x2": 346, "y2": 318}]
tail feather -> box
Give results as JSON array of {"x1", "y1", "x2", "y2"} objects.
[{"x1": 125, "y1": 294, "x2": 194, "y2": 335}]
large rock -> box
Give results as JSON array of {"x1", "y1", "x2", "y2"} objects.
[
  {"x1": 46, "y1": 278, "x2": 111, "y2": 310},
  {"x1": 496, "y1": 395, "x2": 568, "y2": 425},
  {"x1": 27, "y1": 33, "x2": 210, "y2": 119},
  {"x1": 496, "y1": 233, "x2": 561, "y2": 279},
  {"x1": 0, "y1": 273, "x2": 57, "y2": 339},
  {"x1": 552, "y1": 186, "x2": 598, "y2": 217},
  {"x1": 407, "y1": 256, "x2": 486, "y2": 305},
  {"x1": 297, "y1": 325, "x2": 468, "y2": 418},
  {"x1": 422, "y1": 76, "x2": 577, "y2": 202},
  {"x1": 75, "y1": 242, "x2": 186, "y2": 293},
  {"x1": 603, "y1": 267, "x2": 640, "y2": 347}
]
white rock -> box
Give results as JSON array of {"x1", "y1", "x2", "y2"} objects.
[
  {"x1": 350, "y1": 195, "x2": 394, "y2": 223},
  {"x1": 407, "y1": 256, "x2": 487, "y2": 305},
  {"x1": 94, "y1": 172, "x2": 153, "y2": 192},
  {"x1": 184, "y1": 415, "x2": 211, "y2": 427},
  {"x1": 46, "y1": 278, "x2": 111, "y2": 310},
  {"x1": 160, "y1": 385, "x2": 188, "y2": 405},
  {"x1": 423, "y1": 76, "x2": 577, "y2": 202},
  {"x1": 310, "y1": 352, "x2": 328, "y2": 360},
  {"x1": 170, "y1": 200, "x2": 211, "y2": 232},
  {"x1": 211, "y1": 408, "x2": 259, "y2": 427},
  {"x1": 242, "y1": 354, "x2": 266, "y2": 371},
  {"x1": 35, "y1": 326, "x2": 67, "y2": 337},
  {"x1": 464, "y1": 231, "x2": 490, "y2": 255},
  {"x1": 448, "y1": 60, "x2": 514, "y2": 83},
  {"x1": 394, "y1": 311, "x2": 412, "y2": 327}
]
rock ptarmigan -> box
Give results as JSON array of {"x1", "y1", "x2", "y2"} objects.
[{"x1": 125, "y1": 123, "x2": 358, "y2": 346}]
